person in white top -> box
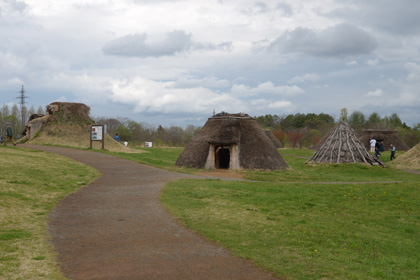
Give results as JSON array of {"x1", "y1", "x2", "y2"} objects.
[{"x1": 369, "y1": 138, "x2": 376, "y2": 152}]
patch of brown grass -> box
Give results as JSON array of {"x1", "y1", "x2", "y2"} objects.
[
  {"x1": 26, "y1": 116, "x2": 143, "y2": 153},
  {"x1": 389, "y1": 142, "x2": 420, "y2": 170}
]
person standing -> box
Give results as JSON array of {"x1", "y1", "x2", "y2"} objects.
[
  {"x1": 3, "y1": 123, "x2": 16, "y2": 146},
  {"x1": 370, "y1": 138, "x2": 376, "y2": 153},
  {"x1": 375, "y1": 146, "x2": 381, "y2": 158},
  {"x1": 114, "y1": 133, "x2": 120, "y2": 142},
  {"x1": 390, "y1": 144, "x2": 396, "y2": 160}
]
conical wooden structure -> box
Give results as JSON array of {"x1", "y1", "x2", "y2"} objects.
[{"x1": 308, "y1": 122, "x2": 386, "y2": 167}]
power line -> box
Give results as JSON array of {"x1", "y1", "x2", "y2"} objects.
[{"x1": 16, "y1": 85, "x2": 29, "y2": 126}]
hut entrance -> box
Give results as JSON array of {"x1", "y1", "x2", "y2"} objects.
[
  {"x1": 204, "y1": 143, "x2": 240, "y2": 170},
  {"x1": 215, "y1": 146, "x2": 230, "y2": 169}
]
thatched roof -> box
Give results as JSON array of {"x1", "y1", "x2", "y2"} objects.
[
  {"x1": 308, "y1": 122, "x2": 386, "y2": 167},
  {"x1": 264, "y1": 130, "x2": 283, "y2": 148},
  {"x1": 176, "y1": 113, "x2": 289, "y2": 170},
  {"x1": 359, "y1": 129, "x2": 410, "y2": 151}
]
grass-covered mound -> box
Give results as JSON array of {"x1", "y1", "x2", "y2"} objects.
[
  {"x1": 389, "y1": 142, "x2": 420, "y2": 170},
  {"x1": 25, "y1": 102, "x2": 141, "y2": 153}
]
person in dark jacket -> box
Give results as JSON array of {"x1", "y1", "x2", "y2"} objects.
[
  {"x1": 390, "y1": 144, "x2": 396, "y2": 160},
  {"x1": 3, "y1": 123, "x2": 16, "y2": 146}
]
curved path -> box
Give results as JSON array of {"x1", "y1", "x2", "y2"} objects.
[{"x1": 24, "y1": 145, "x2": 278, "y2": 280}]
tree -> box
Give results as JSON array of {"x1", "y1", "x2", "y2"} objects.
[
  {"x1": 37, "y1": 105, "x2": 45, "y2": 115},
  {"x1": 95, "y1": 117, "x2": 122, "y2": 136},
  {"x1": 339, "y1": 108, "x2": 348, "y2": 122},
  {"x1": 273, "y1": 130, "x2": 286, "y2": 147},
  {"x1": 302, "y1": 129, "x2": 321, "y2": 148},
  {"x1": 384, "y1": 113, "x2": 403, "y2": 128},
  {"x1": 348, "y1": 110, "x2": 366, "y2": 132},
  {"x1": 116, "y1": 124, "x2": 132, "y2": 141},
  {"x1": 367, "y1": 112, "x2": 382, "y2": 129},
  {"x1": 287, "y1": 130, "x2": 304, "y2": 149},
  {"x1": 28, "y1": 105, "x2": 36, "y2": 116},
  {"x1": 11, "y1": 104, "x2": 22, "y2": 134},
  {"x1": 4, "y1": 114, "x2": 19, "y2": 139}
]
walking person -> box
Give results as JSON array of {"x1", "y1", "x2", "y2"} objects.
[
  {"x1": 114, "y1": 133, "x2": 120, "y2": 142},
  {"x1": 375, "y1": 146, "x2": 381, "y2": 158},
  {"x1": 390, "y1": 144, "x2": 396, "y2": 160},
  {"x1": 3, "y1": 122, "x2": 16, "y2": 146}
]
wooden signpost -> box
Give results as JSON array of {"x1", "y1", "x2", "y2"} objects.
[{"x1": 90, "y1": 125, "x2": 105, "y2": 150}]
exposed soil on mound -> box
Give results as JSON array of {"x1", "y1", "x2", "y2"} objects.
[{"x1": 25, "y1": 102, "x2": 142, "y2": 153}]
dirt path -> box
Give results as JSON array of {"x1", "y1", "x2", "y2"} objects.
[{"x1": 23, "y1": 145, "x2": 278, "y2": 280}]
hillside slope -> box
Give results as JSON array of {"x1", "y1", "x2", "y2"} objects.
[{"x1": 25, "y1": 102, "x2": 142, "y2": 153}]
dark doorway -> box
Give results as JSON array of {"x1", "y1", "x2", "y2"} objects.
[{"x1": 216, "y1": 147, "x2": 230, "y2": 169}]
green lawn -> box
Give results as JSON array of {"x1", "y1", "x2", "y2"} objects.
[
  {"x1": 160, "y1": 148, "x2": 420, "y2": 280},
  {"x1": 0, "y1": 147, "x2": 98, "y2": 280},
  {"x1": 2, "y1": 145, "x2": 419, "y2": 280},
  {"x1": 243, "y1": 149, "x2": 418, "y2": 183}
]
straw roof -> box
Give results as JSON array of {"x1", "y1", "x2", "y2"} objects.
[
  {"x1": 308, "y1": 122, "x2": 386, "y2": 167},
  {"x1": 359, "y1": 129, "x2": 410, "y2": 151},
  {"x1": 389, "y1": 142, "x2": 420, "y2": 170},
  {"x1": 265, "y1": 130, "x2": 283, "y2": 148},
  {"x1": 175, "y1": 112, "x2": 289, "y2": 170}
]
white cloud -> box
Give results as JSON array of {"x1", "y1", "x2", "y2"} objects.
[
  {"x1": 346, "y1": 60, "x2": 358, "y2": 66},
  {"x1": 365, "y1": 89, "x2": 383, "y2": 97},
  {"x1": 172, "y1": 76, "x2": 230, "y2": 89},
  {"x1": 289, "y1": 73, "x2": 320, "y2": 84},
  {"x1": 405, "y1": 62, "x2": 420, "y2": 83},
  {"x1": 231, "y1": 82, "x2": 304, "y2": 97},
  {"x1": 1, "y1": 0, "x2": 420, "y2": 126},
  {"x1": 102, "y1": 30, "x2": 232, "y2": 57},
  {"x1": 366, "y1": 58, "x2": 380, "y2": 66},
  {"x1": 250, "y1": 99, "x2": 294, "y2": 111},
  {"x1": 269, "y1": 23, "x2": 377, "y2": 58},
  {"x1": 268, "y1": 100, "x2": 293, "y2": 109},
  {"x1": 109, "y1": 77, "x2": 244, "y2": 114}
]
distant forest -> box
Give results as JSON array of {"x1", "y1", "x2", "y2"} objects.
[
  {"x1": 1, "y1": 103, "x2": 419, "y2": 148},
  {"x1": 95, "y1": 110, "x2": 420, "y2": 148},
  {"x1": 254, "y1": 110, "x2": 420, "y2": 149}
]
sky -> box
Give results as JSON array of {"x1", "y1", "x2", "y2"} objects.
[{"x1": 1, "y1": 0, "x2": 420, "y2": 127}]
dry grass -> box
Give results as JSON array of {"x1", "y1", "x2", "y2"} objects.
[
  {"x1": 26, "y1": 117, "x2": 143, "y2": 153},
  {"x1": 0, "y1": 147, "x2": 98, "y2": 279},
  {"x1": 389, "y1": 142, "x2": 420, "y2": 170}
]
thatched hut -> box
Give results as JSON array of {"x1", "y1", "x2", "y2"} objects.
[
  {"x1": 175, "y1": 112, "x2": 289, "y2": 170},
  {"x1": 308, "y1": 122, "x2": 385, "y2": 166},
  {"x1": 264, "y1": 130, "x2": 283, "y2": 148},
  {"x1": 359, "y1": 129, "x2": 410, "y2": 151}
]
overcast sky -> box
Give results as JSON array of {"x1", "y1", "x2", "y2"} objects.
[{"x1": 1, "y1": 0, "x2": 420, "y2": 127}]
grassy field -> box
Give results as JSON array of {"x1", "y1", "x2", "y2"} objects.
[
  {"x1": 0, "y1": 146, "x2": 98, "y2": 280},
  {"x1": 1, "y1": 145, "x2": 419, "y2": 279},
  {"x1": 159, "y1": 148, "x2": 420, "y2": 280}
]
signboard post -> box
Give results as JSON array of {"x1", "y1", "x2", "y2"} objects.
[
  {"x1": 90, "y1": 125, "x2": 105, "y2": 149},
  {"x1": 145, "y1": 142, "x2": 153, "y2": 148}
]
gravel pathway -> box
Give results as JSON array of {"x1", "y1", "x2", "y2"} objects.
[{"x1": 24, "y1": 145, "x2": 278, "y2": 280}]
